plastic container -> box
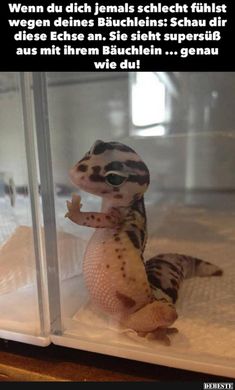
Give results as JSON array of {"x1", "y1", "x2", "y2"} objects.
[{"x1": 0, "y1": 71, "x2": 234, "y2": 377}]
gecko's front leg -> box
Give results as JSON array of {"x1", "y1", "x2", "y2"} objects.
[{"x1": 65, "y1": 193, "x2": 122, "y2": 228}]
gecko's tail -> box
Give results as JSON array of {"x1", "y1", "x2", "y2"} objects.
[{"x1": 145, "y1": 253, "x2": 223, "y2": 303}]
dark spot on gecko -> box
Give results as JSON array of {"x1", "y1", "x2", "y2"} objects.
[
  {"x1": 126, "y1": 230, "x2": 140, "y2": 249},
  {"x1": 122, "y1": 261, "x2": 126, "y2": 265},
  {"x1": 147, "y1": 274, "x2": 165, "y2": 296},
  {"x1": 114, "y1": 237, "x2": 121, "y2": 242},
  {"x1": 77, "y1": 164, "x2": 88, "y2": 172},
  {"x1": 128, "y1": 277, "x2": 136, "y2": 283},
  {"x1": 194, "y1": 258, "x2": 206, "y2": 267},
  {"x1": 106, "y1": 215, "x2": 111, "y2": 220},
  {"x1": 165, "y1": 288, "x2": 178, "y2": 303},
  {"x1": 89, "y1": 174, "x2": 105, "y2": 182},
  {"x1": 97, "y1": 218, "x2": 101, "y2": 222},
  {"x1": 92, "y1": 142, "x2": 112, "y2": 155},
  {"x1": 86, "y1": 217, "x2": 90, "y2": 220},
  {"x1": 127, "y1": 174, "x2": 149, "y2": 186},
  {"x1": 149, "y1": 270, "x2": 178, "y2": 303},
  {"x1": 113, "y1": 187, "x2": 120, "y2": 192},
  {"x1": 212, "y1": 270, "x2": 223, "y2": 276},
  {"x1": 169, "y1": 272, "x2": 178, "y2": 280},
  {"x1": 180, "y1": 254, "x2": 189, "y2": 259},
  {"x1": 93, "y1": 141, "x2": 136, "y2": 155},
  {"x1": 131, "y1": 223, "x2": 138, "y2": 229},
  {"x1": 113, "y1": 194, "x2": 123, "y2": 199},
  {"x1": 155, "y1": 254, "x2": 165, "y2": 259},
  {"x1": 101, "y1": 190, "x2": 110, "y2": 194},
  {"x1": 115, "y1": 248, "x2": 119, "y2": 252},
  {"x1": 132, "y1": 193, "x2": 142, "y2": 202},
  {"x1": 162, "y1": 261, "x2": 181, "y2": 275},
  {"x1": 91, "y1": 215, "x2": 95, "y2": 219},
  {"x1": 118, "y1": 255, "x2": 122, "y2": 259},
  {"x1": 122, "y1": 273, "x2": 126, "y2": 278},
  {"x1": 131, "y1": 197, "x2": 146, "y2": 217},
  {"x1": 89, "y1": 166, "x2": 104, "y2": 182},
  {"x1": 106, "y1": 264, "x2": 110, "y2": 269},
  {"x1": 104, "y1": 161, "x2": 124, "y2": 172},
  {"x1": 120, "y1": 267, "x2": 124, "y2": 271},
  {"x1": 140, "y1": 229, "x2": 146, "y2": 246},
  {"x1": 155, "y1": 271, "x2": 162, "y2": 277},
  {"x1": 92, "y1": 166, "x2": 101, "y2": 174},
  {"x1": 116, "y1": 291, "x2": 136, "y2": 308},
  {"x1": 125, "y1": 160, "x2": 149, "y2": 173},
  {"x1": 171, "y1": 278, "x2": 178, "y2": 287}
]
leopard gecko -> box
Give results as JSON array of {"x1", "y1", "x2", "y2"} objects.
[{"x1": 66, "y1": 140, "x2": 223, "y2": 342}]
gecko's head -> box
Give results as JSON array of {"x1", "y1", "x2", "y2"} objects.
[{"x1": 69, "y1": 140, "x2": 150, "y2": 206}]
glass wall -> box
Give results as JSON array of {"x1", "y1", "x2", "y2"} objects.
[{"x1": 0, "y1": 72, "x2": 49, "y2": 345}]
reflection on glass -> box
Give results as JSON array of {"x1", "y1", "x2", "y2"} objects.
[{"x1": 131, "y1": 72, "x2": 166, "y2": 129}]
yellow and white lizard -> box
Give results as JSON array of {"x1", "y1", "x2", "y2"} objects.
[{"x1": 66, "y1": 140, "x2": 222, "y2": 342}]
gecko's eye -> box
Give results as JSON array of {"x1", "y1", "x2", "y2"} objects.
[{"x1": 105, "y1": 171, "x2": 127, "y2": 187}]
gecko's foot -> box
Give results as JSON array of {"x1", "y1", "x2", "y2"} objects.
[
  {"x1": 138, "y1": 327, "x2": 178, "y2": 346},
  {"x1": 65, "y1": 193, "x2": 82, "y2": 219}
]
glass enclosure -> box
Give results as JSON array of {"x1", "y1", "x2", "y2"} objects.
[
  {"x1": 45, "y1": 72, "x2": 235, "y2": 377},
  {"x1": 0, "y1": 73, "x2": 49, "y2": 345},
  {"x1": 0, "y1": 71, "x2": 234, "y2": 375}
]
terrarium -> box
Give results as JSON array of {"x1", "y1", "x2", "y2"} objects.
[{"x1": 0, "y1": 71, "x2": 234, "y2": 377}]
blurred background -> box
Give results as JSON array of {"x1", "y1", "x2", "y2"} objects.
[{"x1": 1, "y1": 72, "x2": 235, "y2": 202}]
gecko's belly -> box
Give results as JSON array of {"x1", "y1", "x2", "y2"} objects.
[{"x1": 83, "y1": 229, "x2": 152, "y2": 315}]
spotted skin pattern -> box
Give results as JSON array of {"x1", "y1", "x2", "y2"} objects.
[{"x1": 66, "y1": 140, "x2": 223, "y2": 342}]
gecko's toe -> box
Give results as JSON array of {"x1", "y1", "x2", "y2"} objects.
[
  {"x1": 147, "y1": 328, "x2": 171, "y2": 345},
  {"x1": 72, "y1": 193, "x2": 81, "y2": 202},
  {"x1": 147, "y1": 326, "x2": 178, "y2": 345},
  {"x1": 165, "y1": 327, "x2": 178, "y2": 335},
  {"x1": 66, "y1": 200, "x2": 72, "y2": 210},
  {"x1": 137, "y1": 331, "x2": 147, "y2": 338}
]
